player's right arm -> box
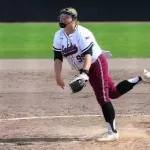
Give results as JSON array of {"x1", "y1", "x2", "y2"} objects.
[
  {"x1": 54, "y1": 59, "x2": 65, "y2": 89},
  {"x1": 52, "y1": 32, "x2": 65, "y2": 89}
]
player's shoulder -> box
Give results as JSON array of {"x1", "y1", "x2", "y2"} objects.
[
  {"x1": 53, "y1": 29, "x2": 63, "y2": 38},
  {"x1": 77, "y1": 25, "x2": 93, "y2": 35}
]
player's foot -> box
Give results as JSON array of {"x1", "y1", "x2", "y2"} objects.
[
  {"x1": 141, "y1": 69, "x2": 150, "y2": 84},
  {"x1": 96, "y1": 130, "x2": 119, "y2": 142}
]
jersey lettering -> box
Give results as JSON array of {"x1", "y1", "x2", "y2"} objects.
[
  {"x1": 76, "y1": 54, "x2": 84, "y2": 62},
  {"x1": 52, "y1": 25, "x2": 102, "y2": 70},
  {"x1": 62, "y1": 44, "x2": 78, "y2": 57}
]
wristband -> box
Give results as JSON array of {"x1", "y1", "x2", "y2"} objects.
[{"x1": 80, "y1": 69, "x2": 89, "y2": 75}]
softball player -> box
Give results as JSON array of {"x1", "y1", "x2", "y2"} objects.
[{"x1": 52, "y1": 7, "x2": 150, "y2": 141}]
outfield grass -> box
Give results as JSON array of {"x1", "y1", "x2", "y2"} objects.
[{"x1": 0, "y1": 22, "x2": 150, "y2": 58}]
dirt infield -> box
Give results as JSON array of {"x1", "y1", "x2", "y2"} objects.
[{"x1": 0, "y1": 58, "x2": 150, "y2": 150}]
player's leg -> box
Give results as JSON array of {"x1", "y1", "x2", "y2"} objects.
[
  {"x1": 108, "y1": 70, "x2": 150, "y2": 99},
  {"x1": 89, "y1": 54, "x2": 119, "y2": 141}
]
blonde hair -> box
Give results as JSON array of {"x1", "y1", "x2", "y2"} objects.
[
  {"x1": 61, "y1": 7, "x2": 77, "y2": 15},
  {"x1": 60, "y1": 7, "x2": 79, "y2": 24},
  {"x1": 75, "y1": 20, "x2": 80, "y2": 25}
]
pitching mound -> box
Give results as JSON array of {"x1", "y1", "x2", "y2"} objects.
[{"x1": 0, "y1": 58, "x2": 150, "y2": 150}]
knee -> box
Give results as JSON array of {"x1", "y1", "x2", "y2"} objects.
[
  {"x1": 109, "y1": 92, "x2": 121, "y2": 99},
  {"x1": 96, "y1": 97, "x2": 111, "y2": 106}
]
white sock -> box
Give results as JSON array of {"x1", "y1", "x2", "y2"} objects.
[
  {"x1": 127, "y1": 77, "x2": 141, "y2": 84},
  {"x1": 106, "y1": 119, "x2": 116, "y2": 133}
]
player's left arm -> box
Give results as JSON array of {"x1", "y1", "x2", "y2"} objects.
[
  {"x1": 69, "y1": 32, "x2": 94, "y2": 93},
  {"x1": 82, "y1": 48, "x2": 92, "y2": 72},
  {"x1": 79, "y1": 32, "x2": 94, "y2": 74}
]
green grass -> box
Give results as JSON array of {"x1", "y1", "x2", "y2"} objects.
[{"x1": 0, "y1": 22, "x2": 150, "y2": 58}]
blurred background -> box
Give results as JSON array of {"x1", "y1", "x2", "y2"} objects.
[
  {"x1": 0, "y1": 0, "x2": 150, "y2": 58},
  {"x1": 0, "y1": 0, "x2": 150, "y2": 22}
]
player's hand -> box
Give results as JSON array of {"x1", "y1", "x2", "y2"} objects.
[
  {"x1": 70, "y1": 73, "x2": 89, "y2": 85},
  {"x1": 79, "y1": 73, "x2": 89, "y2": 82},
  {"x1": 55, "y1": 76, "x2": 65, "y2": 89}
]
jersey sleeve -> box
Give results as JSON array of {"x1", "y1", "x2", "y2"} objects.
[
  {"x1": 78, "y1": 31, "x2": 94, "y2": 54},
  {"x1": 52, "y1": 32, "x2": 61, "y2": 51}
]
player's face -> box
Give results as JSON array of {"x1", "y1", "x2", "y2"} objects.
[{"x1": 59, "y1": 14, "x2": 73, "y2": 24}]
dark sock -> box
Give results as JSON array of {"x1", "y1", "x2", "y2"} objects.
[
  {"x1": 102, "y1": 102, "x2": 117, "y2": 133},
  {"x1": 116, "y1": 76, "x2": 142, "y2": 95}
]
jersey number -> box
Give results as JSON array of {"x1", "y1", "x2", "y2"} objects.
[{"x1": 76, "y1": 55, "x2": 84, "y2": 62}]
